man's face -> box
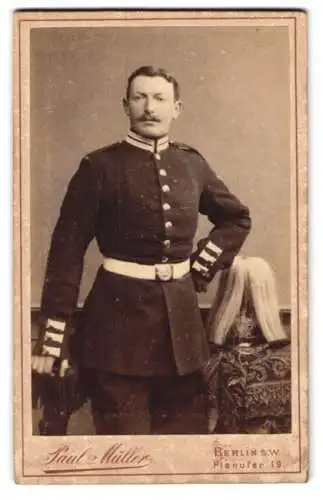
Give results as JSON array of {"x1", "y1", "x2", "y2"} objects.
[{"x1": 123, "y1": 75, "x2": 182, "y2": 139}]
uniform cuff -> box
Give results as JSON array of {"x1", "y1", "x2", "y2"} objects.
[
  {"x1": 191, "y1": 240, "x2": 223, "y2": 279},
  {"x1": 41, "y1": 318, "x2": 67, "y2": 358}
]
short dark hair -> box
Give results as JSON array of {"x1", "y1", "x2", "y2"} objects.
[{"x1": 126, "y1": 66, "x2": 180, "y2": 101}]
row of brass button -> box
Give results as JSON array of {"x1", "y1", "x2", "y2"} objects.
[{"x1": 154, "y1": 152, "x2": 172, "y2": 262}]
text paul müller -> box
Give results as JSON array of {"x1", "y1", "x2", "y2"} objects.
[{"x1": 42, "y1": 444, "x2": 152, "y2": 472}]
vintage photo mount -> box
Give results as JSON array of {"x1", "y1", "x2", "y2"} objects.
[{"x1": 13, "y1": 10, "x2": 308, "y2": 484}]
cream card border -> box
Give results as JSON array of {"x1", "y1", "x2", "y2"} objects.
[{"x1": 13, "y1": 10, "x2": 308, "y2": 484}]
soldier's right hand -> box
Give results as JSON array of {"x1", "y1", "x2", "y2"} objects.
[{"x1": 31, "y1": 355, "x2": 56, "y2": 375}]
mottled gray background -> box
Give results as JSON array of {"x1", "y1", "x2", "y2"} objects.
[{"x1": 30, "y1": 26, "x2": 290, "y2": 307}]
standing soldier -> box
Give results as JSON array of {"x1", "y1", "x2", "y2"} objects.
[{"x1": 32, "y1": 65, "x2": 251, "y2": 435}]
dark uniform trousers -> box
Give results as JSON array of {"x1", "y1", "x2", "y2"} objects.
[
  {"x1": 86, "y1": 369, "x2": 207, "y2": 435},
  {"x1": 35, "y1": 131, "x2": 251, "y2": 435}
]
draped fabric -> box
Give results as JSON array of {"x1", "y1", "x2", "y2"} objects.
[{"x1": 204, "y1": 327, "x2": 291, "y2": 434}]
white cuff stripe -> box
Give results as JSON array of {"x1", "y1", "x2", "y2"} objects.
[
  {"x1": 42, "y1": 345, "x2": 61, "y2": 357},
  {"x1": 199, "y1": 250, "x2": 217, "y2": 263},
  {"x1": 47, "y1": 319, "x2": 66, "y2": 331},
  {"x1": 44, "y1": 331, "x2": 64, "y2": 344},
  {"x1": 206, "y1": 241, "x2": 223, "y2": 255},
  {"x1": 192, "y1": 261, "x2": 209, "y2": 273}
]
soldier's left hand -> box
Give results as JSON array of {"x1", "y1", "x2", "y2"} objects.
[
  {"x1": 191, "y1": 272, "x2": 208, "y2": 293},
  {"x1": 59, "y1": 359, "x2": 70, "y2": 378}
]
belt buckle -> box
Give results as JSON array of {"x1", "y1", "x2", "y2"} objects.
[{"x1": 155, "y1": 263, "x2": 174, "y2": 281}]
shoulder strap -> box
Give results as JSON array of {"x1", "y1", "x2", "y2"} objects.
[
  {"x1": 91, "y1": 141, "x2": 122, "y2": 155},
  {"x1": 171, "y1": 141, "x2": 205, "y2": 159}
]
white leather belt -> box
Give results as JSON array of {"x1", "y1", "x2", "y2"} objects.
[{"x1": 102, "y1": 257, "x2": 190, "y2": 282}]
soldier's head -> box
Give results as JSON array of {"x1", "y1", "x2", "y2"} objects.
[{"x1": 123, "y1": 66, "x2": 182, "y2": 139}]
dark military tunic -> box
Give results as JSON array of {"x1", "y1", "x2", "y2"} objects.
[{"x1": 36, "y1": 131, "x2": 251, "y2": 377}]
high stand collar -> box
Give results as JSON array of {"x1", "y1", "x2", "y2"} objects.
[{"x1": 125, "y1": 130, "x2": 169, "y2": 153}]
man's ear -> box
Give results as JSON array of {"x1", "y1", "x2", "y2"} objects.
[
  {"x1": 123, "y1": 98, "x2": 130, "y2": 117},
  {"x1": 173, "y1": 100, "x2": 183, "y2": 120}
]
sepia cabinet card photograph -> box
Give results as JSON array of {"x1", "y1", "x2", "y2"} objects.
[{"x1": 13, "y1": 10, "x2": 308, "y2": 484}]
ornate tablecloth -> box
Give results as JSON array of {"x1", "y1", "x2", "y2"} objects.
[{"x1": 204, "y1": 343, "x2": 291, "y2": 433}]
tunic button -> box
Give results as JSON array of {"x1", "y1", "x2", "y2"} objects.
[
  {"x1": 163, "y1": 239, "x2": 171, "y2": 248},
  {"x1": 162, "y1": 185, "x2": 170, "y2": 193},
  {"x1": 163, "y1": 203, "x2": 171, "y2": 211},
  {"x1": 161, "y1": 256, "x2": 169, "y2": 263},
  {"x1": 159, "y1": 169, "x2": 167, "y2": 176},
  {"x1": 165, "y1": 221, "x2": 173, "y2": 229},
  {"x1": 154, "y1": 153, "x2": 161, "y2": 160}
]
